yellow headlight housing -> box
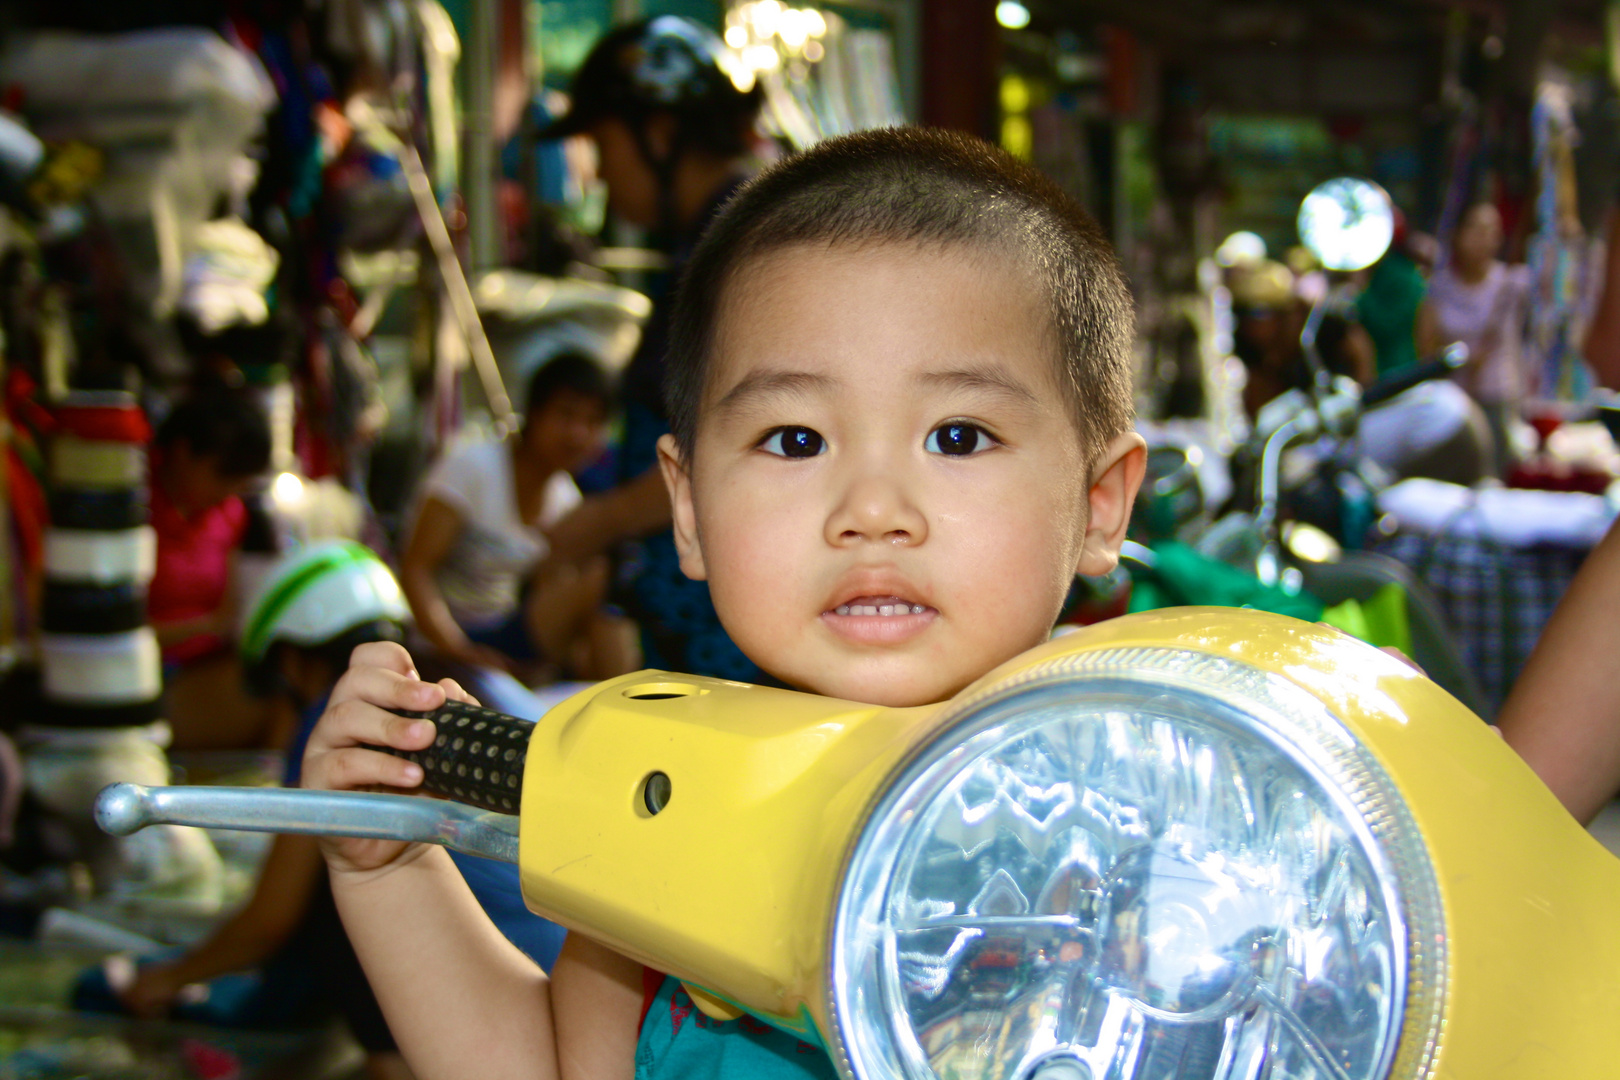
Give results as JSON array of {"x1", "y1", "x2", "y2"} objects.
[{"x1": 517, "y1": 607, "x2": 1620, "y2": 1079}]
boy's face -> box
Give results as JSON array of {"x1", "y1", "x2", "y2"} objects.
[{"x1": 659, "y1": 242, "x2": 1144, "y2": 707}]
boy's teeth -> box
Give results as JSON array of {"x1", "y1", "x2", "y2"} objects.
[{"x1": 834, "y1": 602, "x2": 927, "y2": 616}]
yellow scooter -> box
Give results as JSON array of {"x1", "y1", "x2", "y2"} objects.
[{"x1": 98, "y1": 607, "x2": 1620, "y2": 1080}]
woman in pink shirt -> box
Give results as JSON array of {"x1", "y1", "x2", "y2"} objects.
[
  {"x1": 1418, "y1": 202, "x2": 1531, "y2": 475},
  {"x1": 149, "y1": 390, "x2": 272, "y2": 748}
]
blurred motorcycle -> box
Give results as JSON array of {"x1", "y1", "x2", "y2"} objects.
[{"x1": 1135, "y1": 179, "x2": 1488, "y2": 715}]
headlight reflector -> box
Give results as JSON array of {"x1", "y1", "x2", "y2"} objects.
[{"x1": 830, "y1": 648, "x2": 1444, "y2": 1080}]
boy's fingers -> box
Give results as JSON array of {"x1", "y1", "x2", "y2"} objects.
[
  {"x1": 331, "y1": 664, "x2": 446, "y2": 716},
  {"x1": 319, "y1": 699, "x2": 437, "y2": 754},
  {"x1": 349, "y1": 640, "x2": 419, "y2": 678},
  {"x1": 317, "y1": 745, "x2": 424, "y2": 793},
  {"x1": 436, "y1": 678, "x2": 482, "y2": 707}
]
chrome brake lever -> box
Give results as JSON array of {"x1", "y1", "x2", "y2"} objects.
[{"x1": 95, "y1": 783, "x2": 520, "y2": 864}]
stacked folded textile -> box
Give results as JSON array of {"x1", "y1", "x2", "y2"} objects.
[{"x1": 38, "y1": 392, "x2": 161, "y2": 726}]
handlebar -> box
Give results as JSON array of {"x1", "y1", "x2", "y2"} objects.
[
  {"x1": 1360, "y1": 343, "x2": 1469, "y2": 408},
  {"x1": 94, "y1": 782, "x2": 521, "y2": 863},
  {"x1": 93, "y1": 699, "x2": 540, "y2": 863}
]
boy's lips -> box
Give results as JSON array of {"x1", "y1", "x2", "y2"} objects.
[{"x1": 821, "y1": 593, "x2": 937, "y2": 645}]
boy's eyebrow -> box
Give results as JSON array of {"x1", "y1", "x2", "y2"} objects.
[
  {"x1": 712, "y1": 369, "x2": 835, "y2": 415},
  {"x1": 915, "y1": 365, "x2": 1043, "y2": 409}
]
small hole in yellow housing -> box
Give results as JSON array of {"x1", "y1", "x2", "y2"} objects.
[
  {"x1": 641, "y1": 772, "x2": 673, "y2": 816},
  {"x1": 621, "y1": 682, "x2": 709, "y2": 700}
]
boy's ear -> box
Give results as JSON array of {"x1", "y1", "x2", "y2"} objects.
[
  {"x1": 656, "y1": 434, "x2": 708, "y2": 581},
  {"x1": 1077, "y1": 431, "x2": 1147, "y2": 577}
]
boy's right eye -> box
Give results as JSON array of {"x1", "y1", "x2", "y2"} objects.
[{"x1": 759, "y1": 426, "x2": 826, "y2": 458}]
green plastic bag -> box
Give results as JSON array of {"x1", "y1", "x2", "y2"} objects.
[{"x1": 1126, "y1": 542, "x2": 1412, "y2": 652}]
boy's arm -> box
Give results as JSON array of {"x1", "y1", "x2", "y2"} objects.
[
  {"x1": 332, "y1": 847, "x2": 561, "y2": 1080},
  {"x1": 1497, "y1": 519, "x2": 1620, "y2": 824},
  {"x1": 552, "y1": 933, "x2": 645, "y2": 1080},
  {"x1": 1584, "y1": 209, "x2": 1620, "y2": 390},
  {"x1": 306, "y1": 645, "x2": 556, "y2": 1078},
  {"x1": 338, "y1": 857, "x2": 648, "y2": 1080}
]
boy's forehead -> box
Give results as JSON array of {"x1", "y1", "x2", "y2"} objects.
[{"x1": 704, "y1": 240, "x2": 1066, "y2": 402}]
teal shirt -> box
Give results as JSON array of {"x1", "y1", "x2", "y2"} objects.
[{"x1": 636, "y1": 976, "x2": 838, "y2": 1080}]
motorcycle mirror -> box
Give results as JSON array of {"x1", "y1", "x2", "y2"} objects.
[{"x1": 1297, "y1": 177, "x2": 1394, "y2": 271}]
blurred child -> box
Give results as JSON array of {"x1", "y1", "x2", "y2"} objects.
[
  {"x1": 150, "y1": 388, "x2": 273, "y2": 748},
  {"x1": 401, "y1": 354, "x2": 635, "y2": 681},
  {"x1": 80, "y1": 542, "x2": 564, "y2": 1080},
  {"x1": 1418, "y1": 202, "x2": 1531, "y2": 474}
]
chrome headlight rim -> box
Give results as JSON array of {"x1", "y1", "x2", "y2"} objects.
[{"x1": 826, "y1": 645, "x2": 1446, "y2": 1080}]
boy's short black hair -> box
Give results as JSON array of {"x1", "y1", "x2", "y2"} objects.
[
  {"x1": 155, "y1": 388, "x2": 272, "y2": 478},
  {"x1": 524, "y1": 352, "x2": 616, "y2": 418},
  {"x1": 663, "y1": 127, "x2": 1135, "y2": 462}
]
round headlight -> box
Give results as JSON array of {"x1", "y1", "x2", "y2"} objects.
[{"x1": 830, "y1": 648, "x2": 1444, "y2": 1080}]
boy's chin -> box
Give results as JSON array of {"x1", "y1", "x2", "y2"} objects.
[{"x1": 767, "y1": 664, "x2": 964, "y2": 709}]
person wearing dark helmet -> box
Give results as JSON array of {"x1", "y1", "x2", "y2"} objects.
[{"x1": 537, "y1": 16, "x2": 770, "y2": 683}]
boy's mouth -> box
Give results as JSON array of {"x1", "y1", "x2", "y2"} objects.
[{"x1": 822, "y1": 594, "x2": 936, "y2": 645}]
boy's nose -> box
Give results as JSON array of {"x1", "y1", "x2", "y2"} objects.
[{"x1": 826, "y1": 474, "x2": 928, "y2": 547}]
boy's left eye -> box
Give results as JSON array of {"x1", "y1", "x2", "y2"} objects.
[{"x1": 925, "y1": 423, "x2": 996, "y2": 456}]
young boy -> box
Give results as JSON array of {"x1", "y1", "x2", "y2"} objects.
[{"x1": 300, "y1": 128, "x2": 1145, "y2": 1079}]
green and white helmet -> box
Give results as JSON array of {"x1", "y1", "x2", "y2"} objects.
[{"x1": 240, "y1": 540, "x2": 408, "y2": 664}]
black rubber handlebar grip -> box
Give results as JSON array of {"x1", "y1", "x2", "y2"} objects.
[{"x1": 380, "y1": 700, "x2": 535, "y2": 814}]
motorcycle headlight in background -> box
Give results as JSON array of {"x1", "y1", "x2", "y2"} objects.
[{"x1": 833, "y1": 647, "x2": 1444, "y2": 1080}]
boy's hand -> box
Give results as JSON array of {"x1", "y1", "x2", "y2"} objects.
[{"x1": 301, "y1": 641, "x2": 478, "y2": 875}]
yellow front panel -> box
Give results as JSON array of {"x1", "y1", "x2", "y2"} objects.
[{"x1": 517, "y1": 672, "x2": 936, "y2": 1036}]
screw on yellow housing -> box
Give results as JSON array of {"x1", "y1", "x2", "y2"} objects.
[{"x1": 516, "y1": 607, "x2": 1620, "y2": 1073}]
